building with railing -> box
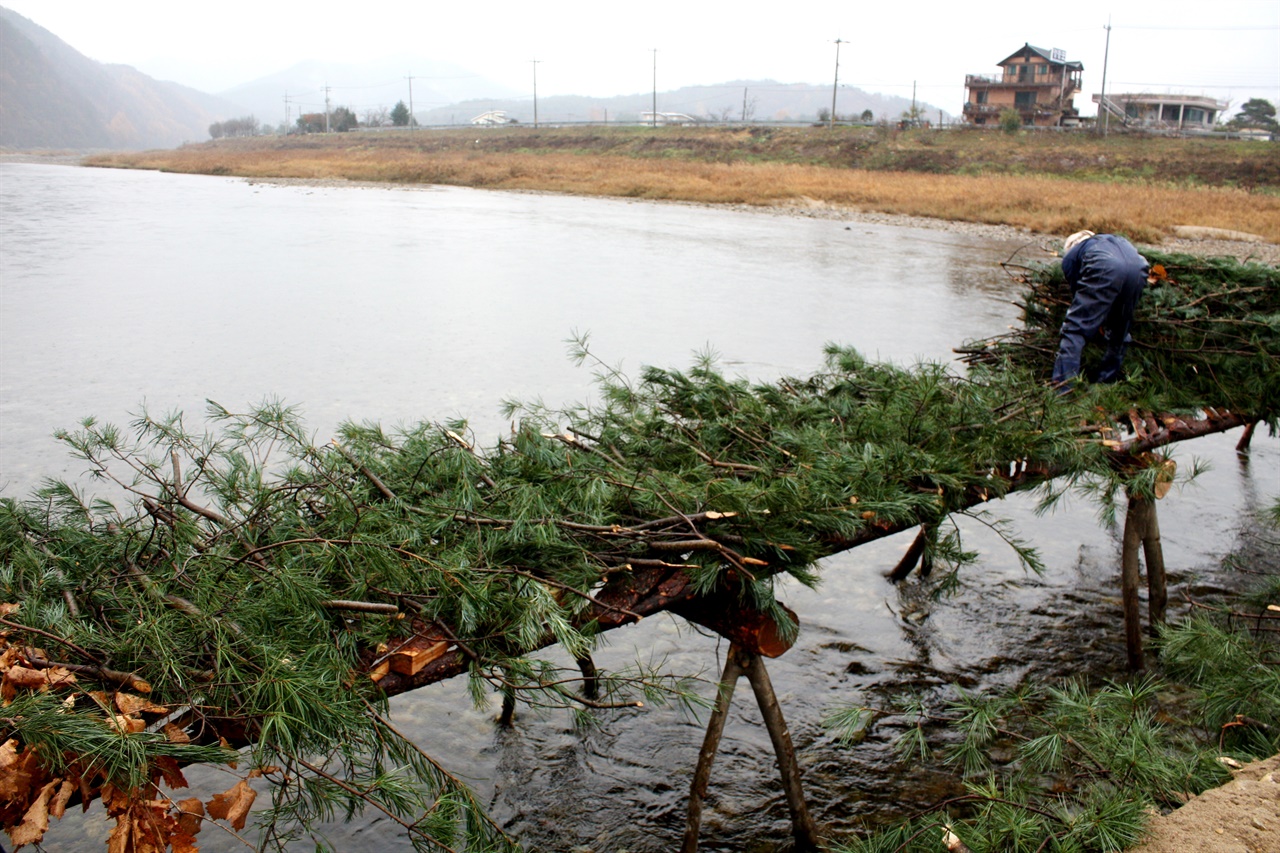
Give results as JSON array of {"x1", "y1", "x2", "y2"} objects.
[
  {"x1": 964, "y1": 43, "x2": 1083, "y2": 127},
  {"x1": 638, "y1": 111, "x2": 700, "y2": 126},
  {"x1": 1093, "y1": 93, "x2": 1227, "y2": 130}
]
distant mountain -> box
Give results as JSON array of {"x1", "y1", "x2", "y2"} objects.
[
  {"x1": 418, "y1": 80, "x2": 950, "y2": 126},
  {"x1": 218, "y1": 58, "x2": 519, "y2": 130},
  {"x1": 0, "y1": 6, "x2": 244, "y2": 150}
]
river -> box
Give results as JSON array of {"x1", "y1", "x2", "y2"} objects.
[{"x1": 2, "y1": 163, "x2": 1275, "y2": 851}]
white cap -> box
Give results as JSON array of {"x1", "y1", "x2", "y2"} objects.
[{"x1": 1063, "y1": 230, "x2": 1095, "y2": 254}]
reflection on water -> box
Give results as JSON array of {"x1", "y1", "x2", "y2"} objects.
[{"x1": 4, "y1": 164, "x2": 1276, "y2": 851}]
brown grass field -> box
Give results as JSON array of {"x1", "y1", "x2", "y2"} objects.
[{"x1": 85, "y1": 127, "x2": 1280, "y2": 243}]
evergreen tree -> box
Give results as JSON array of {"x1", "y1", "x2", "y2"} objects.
[{"x1": 1230, "y1": 98, "x2": 1278, "y2": 131}]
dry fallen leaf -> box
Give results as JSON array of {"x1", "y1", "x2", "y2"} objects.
[
  {"x1": 171, "y1": 808, "x2": 203, "y2": 853},
  {"x1": 114, "y1": 693, "x2": 168, "y2": 717},
  {"x1": 10, "y1": 779, "x2": 59, "y2": 848},
  {"x1": 106, "y1": 811, "x2": 132, "y2": 853},
  {"x1": 154, "y1": 756, "x2": 188, "y2": 791},
  {"x1": 5, "y1": 665, "x2": 52, "y2": 689},
  {"x1": 207, "y1": 778, "x2": 256, "y2": 831},
  {"x1": 49, "y1": 778, "x2": 76, "y2": 820},
  {"x1": 0, "y1": 739, "x2": 37, "y2": 801},
  {"x1": 107, "y1": 714, "x2": 147, "y2": 734},
  {"x1": 1153, "y1": 457, "x2": 1177, "y2": 500},
  {"x1": 174, "y1": 796, "x2": 204, "y2": 838},
  {"x1": 163, "y1": 723, "x2": 191, "y2": 744}
]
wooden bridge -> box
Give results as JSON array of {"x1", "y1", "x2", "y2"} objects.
[{"x1": 1, "y1": 251, "x2": 1276, "y2": 851}]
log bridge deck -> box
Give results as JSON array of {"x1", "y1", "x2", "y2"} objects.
[
  {"x1": 0, "y1": 404, "x2": 1264, "y2": 852},
  {"x1": 363, "y1": 407, "x2": 1257, "y2": 851}
]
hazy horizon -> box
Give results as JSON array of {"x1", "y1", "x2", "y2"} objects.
[{"x1": 3, "y1": 0, "x2": 1277, "y2": 119}]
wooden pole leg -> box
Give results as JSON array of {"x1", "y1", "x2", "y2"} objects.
[
  {"x1": 576, "y1": 653, "x2": 600, "y2": 700},
  {"x1": 683, "y1": 644, "x2": 745, "y2": 853},
  {"x1": 1121, "y1": 492, "x2": 1146, "y2": 671},
  {"x1": 1236, "y1": 420, "x2": 1258, "y2": 453},
  {"x1": 889, "y1": 525, "x2": 930, "y2": 581},
  {"x1": 740, "y1": 650, "x2": 822, "y2": 851},
  {"x1": 498, "y1": 685, "x2": 516, "y2": 727},
  {"x1": 1142, "y1": 497, "x2": 1167, "y2": 629},
  {"x1": 683, "y1": 644, "x2": 821, "y2": 852}
]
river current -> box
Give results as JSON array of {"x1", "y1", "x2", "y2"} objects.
[{"x1": 1, "y1": 163, "x2": 1275, "y2": 851}]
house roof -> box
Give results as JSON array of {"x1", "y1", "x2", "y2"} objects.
[{"x1": 997, "y1": 43, "x2": 1084, "y2": 71}]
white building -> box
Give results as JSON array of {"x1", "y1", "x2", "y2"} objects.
[
  {"x1": 470, "y1": 110, "x2": 517, "y2": 126},
  {"x1": 1094, "y1": 93, "x2": 1227, "y2": 130},
  {"x1": 638, "y1": 111, "x2": 699, "y2": 126}
]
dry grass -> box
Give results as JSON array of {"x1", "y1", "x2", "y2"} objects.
[{"x1": 87, "y1": 133, "x2": 1280, "y2": 244}]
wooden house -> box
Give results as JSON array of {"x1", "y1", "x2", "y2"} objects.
[{"x1": 964, "y1": 44, "x2": 1083, "y2": 127}]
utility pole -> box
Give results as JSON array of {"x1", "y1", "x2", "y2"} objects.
[
  {"x1": 651, "y1": 49, "x2": 658, "y2": 127},
  {"x1": 742, "y1": 86, "x2": 748, "y2": 122},
  {"x1": 1100, "y1": 17, "x2": 1112, "y2": 136},
  {"x1": 830, "y1": 38, "x2": 844, "y2": 129},
  {"x1": 911, "y1": 80, "x2": 917, "y2": 124},
  {"x1": 531, "y1": 59, "x2": 541, "y2": 128},
  {"x1": 283, "y1": 92, "x2": 291, "y2": 131},
  {"x1": 405, "y1": 74, "x2": 417, "y2": 130},
  {"x1": 324, "y1": 84, "x2": 331, "y2": 133}
]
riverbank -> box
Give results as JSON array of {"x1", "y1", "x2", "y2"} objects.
[
  {"x1": 82, "y1": 126, "x2": 1280, "y2": 248},
  {"x1": 1133, "y1": 754, "x2": 1280, "y2": 853}
]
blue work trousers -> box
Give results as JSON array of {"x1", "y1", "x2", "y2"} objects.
[{"x1": 1051, "y1": 238, "x2": 1148, "y2": 385}]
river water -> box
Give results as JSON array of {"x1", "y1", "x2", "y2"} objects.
[{"x1": 2, "y1": 163, "x2": 1276, "y2": 851}]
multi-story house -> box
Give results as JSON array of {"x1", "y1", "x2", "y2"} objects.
[{"x1": 964, "y1": 44, "x2": 1083, "y2": 127}]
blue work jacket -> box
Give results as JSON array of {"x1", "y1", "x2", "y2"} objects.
[{"x1": 1052, "y1": 234, "x2": 1149, "y2": 385}]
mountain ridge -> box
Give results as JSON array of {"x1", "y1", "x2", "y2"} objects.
[
  {"x1": 0, "y1": 5, "x2": 245, "y2": 150},
  {"x1": 1, "y1": 5, "x2": 946, "y2": 151}
]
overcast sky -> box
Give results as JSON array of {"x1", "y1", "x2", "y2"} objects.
[{"x1": 6, "y1": 0, "x2": 1277, "y2": 117}]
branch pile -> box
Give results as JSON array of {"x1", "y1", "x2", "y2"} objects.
[
  {"x1": 958, "y1": 250, "x2": 1280, "y2": 422},
  {"x1": 2, "y1": 250, "x2": 1277, "y2": 851}
]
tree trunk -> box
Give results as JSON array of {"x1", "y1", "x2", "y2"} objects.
[
  {"x1": 682, "y1": 646, "x2": 745, "y2": 853},
  {"x1": 1121, "y1": 493, "x2": 1147, "y2": 671},
  {"x1": 1142, "y1": 498, "x2": 1167, "y2": 628},
  {"x1": 741, "y1": 650, "x2": 821, "y2": 851}
]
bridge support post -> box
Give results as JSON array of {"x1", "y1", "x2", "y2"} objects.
[
  {"x1": 1121, "y1": 491, "x2": 1168, "y2": 670},
  {"x1": 682, "y1": 642, "x2": 819, "y2": 852},
  {"x1": 1236, "y1": 420, "x2": 1258, "y2": 453}
]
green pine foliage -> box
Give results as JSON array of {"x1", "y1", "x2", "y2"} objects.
[
  {"x1": 833, "y1": 648, "x2": 1275, "y2": 853},
  {"x1": 0, "y1": 347, "x2": 1109, "y2": 847},
  {"x1": 831, "y1": 510, "x2": 1279, "y2": 853},
  {"x1": 960, "y1": 250, "x2": 1280, "y2": 422},
  {"x1": 2, "y1": 249, "x2": 1277, "y2": 847}
]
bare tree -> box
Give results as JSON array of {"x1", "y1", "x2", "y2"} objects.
[{"x1": 363, "y1": 106, "x2": 391, "y2": 128}]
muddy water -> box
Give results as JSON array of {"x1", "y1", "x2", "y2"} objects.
[{"x1": 3, "y1": 163, "x2": 1276, "y2": 851}]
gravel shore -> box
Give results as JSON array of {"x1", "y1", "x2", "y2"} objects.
[
  {"x1": 754, "y1": 196, "x2": 1280, "y2": 265},
  {"x1": 249, "y1": 175, "x2": 1280, "y2": 265}
]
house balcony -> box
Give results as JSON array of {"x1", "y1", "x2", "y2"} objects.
[{"x1": 966, "y1": 73, "x2": 1075, "y2": 90}]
